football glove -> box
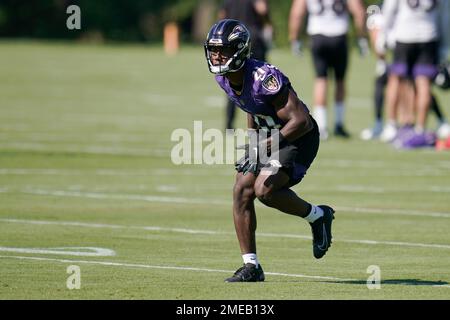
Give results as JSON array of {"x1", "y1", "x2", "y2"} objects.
[
  {"x1": 375, "y1": 59, "x2": 387, "y2": 77},
  {"x1": 235, "y1": 131, "x2": 285, "y2": 175},
  {"x1": 291, "y1": 40, "x2": 303, "y2": 57},
  {"x1": 375, "y1": 33, "x2": 387, "y2": 56},
  {"x1": 235, "y1": 156, "x2": 259, "y2": 176},
  {"x1": 235, "y1": 144, "x2": 259, "y2": 176},
  {"x1": 434, "y1": 62, "x2": 450, "y2": 90},
  {"x1": 357, "y1": 37, "x2": 370, "y2": 57}
]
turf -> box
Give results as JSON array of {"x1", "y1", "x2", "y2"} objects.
[{"x1": 0, "y1": 41, "x2": 449, "y2": 299}]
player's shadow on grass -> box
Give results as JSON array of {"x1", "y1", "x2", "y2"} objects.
[{"x1": 323, "y1": 279, "x2": 449, "y2": 287}]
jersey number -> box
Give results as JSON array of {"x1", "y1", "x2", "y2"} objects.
[
  {"x1": 254, "y1": 64, "x2": 279, "y2": 82},
  {"x1": 253, "y1": 114, "x2": 281, "y2": 130},
  {"x1": 313, "y1": 0, "x2": 347, "y2": 16},
  {"x1": 407, "y1": 0, "x2": 437, "y2": 12}
]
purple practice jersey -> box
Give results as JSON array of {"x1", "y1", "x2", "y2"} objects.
[{"x1": 215, "y1": 59, "x2": 310, "y2": 130}]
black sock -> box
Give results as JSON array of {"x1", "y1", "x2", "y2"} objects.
[
  {"x1": 374, "y1": 75, "x2": 386, "y2": 122},
  {"x1": 430, "y1": 94, "x2": 445, "y2": 123},
  {"x1": 226, "y1": 99, "x2": 236, "y2": 130}
]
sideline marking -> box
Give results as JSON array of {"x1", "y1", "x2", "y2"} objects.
[
  {"x1": 0, "y1": 247, "x2": 115, "y2": 257},
  {"x1": 1, "y1": 218, "x2": 449, "y2": 250}
]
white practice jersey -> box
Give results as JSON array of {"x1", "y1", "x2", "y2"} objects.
[
  {"x1": 382, "y1": 0, "x2": 449, "y2": 44},
  {"x1": 306, "y1": 0, "x2": 350, "y2": 36}
]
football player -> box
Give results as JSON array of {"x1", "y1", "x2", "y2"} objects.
[
  {"x1": 289, "y1": 0, "x2": 368, "y2": 140},
  {"x1": 364, "y1": 3, "x2": 417, "y2": 141},
  {"x1": 360, "y1": 5, "x2": 389, "y2": 140},
  {"x1": 204, "y1": 19, "x2": 335, "y2": 282},
  {"x1": 380, "y1": 0, "x2": 449, "y2": 143}
]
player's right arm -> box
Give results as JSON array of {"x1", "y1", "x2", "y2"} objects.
[
  {"x1": 288, "y1": 0, "x2": 307, "y2": 54},
  {"x1": 380, "y1": 0, "x2": 398, "y2": 48},
  {"x1": 247, "y1": 113, "x2": 257, "y2": 129},
  {"x1": 271, "y1": 87, "x2": 313, "y2": 142},
  {"x1": 367, "y1": 12, "x2": 385, "y2": 59},
  {"x1": 349, "y1": 0, "x2": 370, "y2": 56},
  {"x1": 348, "y1": 0, "x2": 367, "y2": 38}
]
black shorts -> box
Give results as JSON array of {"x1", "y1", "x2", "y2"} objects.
[
  {"x1": 236, "y1": 116, "x2": 320, "y2": 187},
  {"x1": 390, "y1": 41, "x2": 439, "y2": 79},
  {"x1": 311, "y1": 34, "x2": 348, "y2": 80}
]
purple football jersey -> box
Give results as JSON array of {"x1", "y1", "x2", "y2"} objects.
[{"x1": 215, "y1": 59, "x2": 309, "y2": 130}]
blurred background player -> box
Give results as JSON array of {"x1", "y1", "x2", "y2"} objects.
[
  {"x1": 218, "y1": 0, "x2": 273, "y2": 130},
  {"x1": 433, "y1": 62, "x2": 450, "y2": 139},
  {"x1": 379, "y1": 0, "x2": 449, "y2": 145},
  {"x1": 360, "y1": 4, "x2": 389, "y2": 140},
  {"x1": 289, "y1": 0, "x2": 368, "y2": 140},
  {"x1": 362, "y1": 2, "x2": 417, "y2": 140},
  {"x1": 362, "y1": 2, "x2": 450, "y2": 142}
]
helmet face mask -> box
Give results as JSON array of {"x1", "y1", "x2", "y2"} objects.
[{"x1": 204, "y1": 20, "x2": 251, "y2": 75}]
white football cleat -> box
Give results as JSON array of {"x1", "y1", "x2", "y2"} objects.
[
  {"x1": 360, "y1": 128, "x2": 375, "y2": 140},
  {"x1": 360, "y1": 123, "x2": 383, "y2": 141},
  {"x1": 437, "y1": 122, "x2": 450, "y2": 139},
  {"x1": 380, "y1": 124, "x2": 397, "y2": 142},
  {"x1": 319, "y1": 129, "x2": 329, "y2": 141}
]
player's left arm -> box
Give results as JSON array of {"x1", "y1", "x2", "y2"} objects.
[
  {"x1": 270, "y1": 86, "x2": 313, "y2": 144},
  {"x1": 348, "y1": 0, "x2": 367, "y2": 38},
  {"x1": 247, "y1": 113, "x2": 257, "y2": 129},
  {"x1": 288, "y1": 0, "x2": 307, "y2": 42}
]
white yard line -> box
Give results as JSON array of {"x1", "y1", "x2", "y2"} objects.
[
  {"x1": 335, "y1": 206, "x2": 450, "y2": 218},
  {"x1": 20, "y1": 188, "x2": 229, "y2": 205},
  {"x1": 1, "y1": 167, "x2": 450, "y2": 193},
  {"x1": 318, "y1": 159, "x2": 450, "y2": 171},
  {"x1": 1, "y1": 255, "x2": 448, "y2": 288},
  {"x1": 1, "y1": 218, "x2": 449, "y2": 250},
  {"x1": 0, "y1": 143, "x2": 168, "y2": 157},
  {"x1": 1, "y1": 165, "x2": 450, "y2": 184},
  {"x1": 0, "y1": 247, "x2": 115, "y2": 257},
  {"x1": 347, "y1": 97, "x2": 372, "y2": 108},
  {"x1": 0, "y1": 166, "x2": 448, "y2": 177},
  {"x1": 0, "y1": 133, "x2": 156, "y2": 143},
  {"x1": 204, "y1": 96, "x2": 225, "y2": 108},
  {"x1": 256, "y1": 233, "x2": 450, "y2": 249},
  {"x1": 0, "y1": 168, "x2": 230, "y2": 176},
  {"x1": 0, "y1": 254, "x2": 357, "y2": 282},
  {"x1": 6, "y1": 187, "x2": 449, "y2": 219},
  {"x1": 1, "y1": 187, "x2": 450, "y2": 218}
]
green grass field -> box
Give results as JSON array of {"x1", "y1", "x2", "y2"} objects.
[{"x1": 0, "y1": 41, "x2": 449, "y2": 299}]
